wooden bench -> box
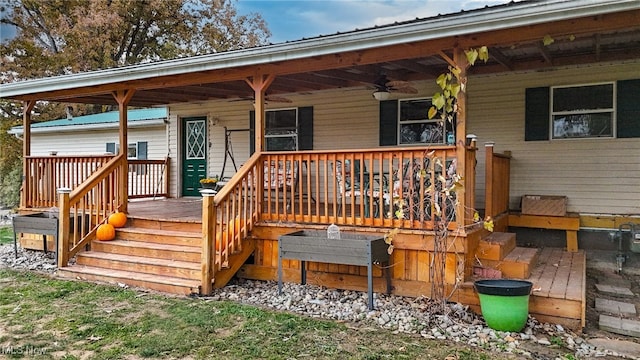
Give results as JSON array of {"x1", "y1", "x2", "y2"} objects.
[
  {"x1": 277, "y1": 230, "x2": 391, "y2": 310},
  {"x1": 508, "y1": 212, "x2": 580, "y2": 252}
]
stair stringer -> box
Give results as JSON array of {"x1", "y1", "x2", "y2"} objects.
[{"x1": 212, "y1": 238, "x2": 256, "y2": 289}]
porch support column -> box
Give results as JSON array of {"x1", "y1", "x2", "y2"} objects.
[
  {"x1": 453, "y1": 48, "x2": 468, "y2": 230},
  {"x1": 21, "y1": 100, "x2": 36, "y2": 209},
  {"x1": 112, "y1": 89, "x2": 135, "y2": 214},
  {"x1": 201, "y1": 189, "x2": 217, "y2": 294},
  {"x1": 245, "y1": 73, "x2": 275, "y2": 153}
]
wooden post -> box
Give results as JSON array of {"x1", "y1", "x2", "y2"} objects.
[
  {"x1": 453, "y1": 48, "x2": 468, "y2": 229},
  {"x1": 245, "y1": 73, "x2": 275, "y2": 153},
  {"x1": 21, "y1": 100, "x2": 36, "y2": 208},
  {"x1": 484, "y1": 142, "x2": 495, "y2": 219},
  {"x1": 112, "y1": 89, "x2": 135, "y2": 213},
  {"x1": 57, "y1": 187, "x2": 71, "y2": 267},
  {"x1": 201, "y1": 189, "x2": 217, "y2": 294}
]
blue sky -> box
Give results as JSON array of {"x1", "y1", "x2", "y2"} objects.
[
  {"x1": 0, "y1": 1, "x2": 511, "y2": 45},
  {"x1": 237, "y1": 0, "x2": 512, "y2": 43}
]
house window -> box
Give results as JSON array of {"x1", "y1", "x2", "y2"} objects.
[
  {"x1": 265, "y1": 108, "x2": 297, "y2": 151},
  {"x1": 127, "y1": 143, "x2": 137, "y2": 159},
  {"x1": 551, "y1": 83, "x2": 614, "y2": 139},
  {"x1": 106, "y1": 142, "x2": 147, "y2": 159},
  {"x1": 398, "y1": 98, "x2": 451, "y2": 145}
]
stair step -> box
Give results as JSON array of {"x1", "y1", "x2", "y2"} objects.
[
  {"x1": 116, "y1": 227, "x2": 201, "y2": 247},
  {"x1": 476, "y1": 232, "x2": 516, "y2": 261},
  {"x1": 76, "y1": 251, "x2": 201, "y2": 280},
  {"x1": 128, "y1": 217, "x2": 202, "y2": 233},
  {"x1": 91, "y1": 240, "x2": 201, "y2": 262},
  {"x1": 481, "y1": 247, "x2": 539, "y2": 279},
  {"x1": 57, "y1": 265, "x2": 201, "y2": 295}
]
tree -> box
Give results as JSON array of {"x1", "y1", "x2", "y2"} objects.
[{"x1": 0, "y1": 0, "x2": 271, "y2": 208}]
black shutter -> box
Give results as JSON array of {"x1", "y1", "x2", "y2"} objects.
[
  {"x1": 379, "y1": 100, "x2": 398, "y2": 146},
  {"x1": 617, "y1": 79, "x2": 640, "y2": 138},
  {"x1": 298, "y1": 106, "x2": 313, "y2": 150},
  {"x1": 249, "y1": 110, "x2": 255, "y2": 155},
  {"x1": 106, "y1": 142, "x2": 116, "y2": 154},
  {"x1": 525, "y1": 87, "x2": 550, "y2": 141}
]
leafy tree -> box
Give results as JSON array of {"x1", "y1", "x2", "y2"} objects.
[{"x1": 0, "y1": 0, "x2": 271, "y2": 208}]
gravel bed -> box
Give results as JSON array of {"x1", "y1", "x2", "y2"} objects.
[{"x1": 0, "y1": 238, "x2": 634, "y2": 359}]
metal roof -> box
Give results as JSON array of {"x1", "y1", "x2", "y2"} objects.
[
  {"x1": 1, "y1": 0, "x2": 639, "y2": 106},
  {"x1": 8, "y1": 108, "x2": 168, "y2": 135}
]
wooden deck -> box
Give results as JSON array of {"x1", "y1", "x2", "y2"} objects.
[
  {"x1": 456, "y1": 247, "x2": 585, "y2": 330},
  {"x1": 129, "y1": 198, "x2": 203, "y2": 222},
  {"x1": 127, "y1": 199, "x2": 587, "y2": 330}
]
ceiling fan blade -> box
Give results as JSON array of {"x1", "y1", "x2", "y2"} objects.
[{"x1": 385, "y1": 80, "x2": 411, "y2": 88}]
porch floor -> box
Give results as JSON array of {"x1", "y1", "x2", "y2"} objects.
[{"x1": 129, "y1": 197, "x2": 203, "y2": 222}]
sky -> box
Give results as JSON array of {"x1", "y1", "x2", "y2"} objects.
[
  {"x1": 0, "y1": 0, "x2": 512, "y2": 45},
  {"x1": 236, "y1": 0, "x2": 513, "y2": 44}
]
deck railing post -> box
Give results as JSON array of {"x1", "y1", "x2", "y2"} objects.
[
  {"x1": 201, "y1": 189, "x2": 216, "y2": 294},
  {"x1": 57, "y1": 187, "x2": 71, "y2": 267},
  {"x1": 484, "y1": 142, "x2": 495, "y2": 219}
]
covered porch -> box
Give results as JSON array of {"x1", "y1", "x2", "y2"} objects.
[{"x1": 4, "y1": 1, "x2": 640, "y2": 332}]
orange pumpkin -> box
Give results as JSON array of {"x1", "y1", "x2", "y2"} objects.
[
  {"x1": 97, "y1": 223, "x2": 116, "y2": 241},
  {"x1": 108, "y1": 212, "x2": 127, "y2": 228}
]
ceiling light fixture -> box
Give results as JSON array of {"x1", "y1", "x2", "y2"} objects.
[{"x1": 372, "y1": 90, "x2": 390, "y2": 101}]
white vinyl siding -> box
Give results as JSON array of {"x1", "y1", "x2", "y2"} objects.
[
  {"x1": 30, "y1": 126, "x2": 167, "y2": 159},
  {"x1": 468, "y1": 60, "x2": 640, "y2": 215}
]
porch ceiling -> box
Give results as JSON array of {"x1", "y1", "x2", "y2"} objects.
[{"x1": 3, "y1": 5, "x2": 640, "y2": 108}]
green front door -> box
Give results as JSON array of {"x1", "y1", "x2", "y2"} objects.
[{"x1": 181, "y1": 117, "x2": 207, "y2": 196}]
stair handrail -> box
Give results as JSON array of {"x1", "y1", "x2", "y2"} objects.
[
  {"x1": 57, "y1": 153, "x2": 126, "y2": 266},
  {"x1": 201, "y1": 151, "x2": 262, "y2": 294}
]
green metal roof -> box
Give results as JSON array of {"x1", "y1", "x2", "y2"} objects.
[
  {"x1": 9, "y1": 108, "x2": 167, "y2": 134},
  {"x1": 32, "y1": 108, "x2": 167, "y2": 128}
]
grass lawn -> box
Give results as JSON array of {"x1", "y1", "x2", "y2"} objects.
[
  {"x1": 0, "y1": 269, "x2": 519, "y2": 360},
  {"x1": 0, "y1": 226, "x2": 13, "y2": 245}
]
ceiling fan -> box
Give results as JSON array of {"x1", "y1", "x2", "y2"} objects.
[
  {"x1": 371, "y1": 74, "x2": 418, "y2": 100},
  {"x1": 229, "y1": 94, "x2": 293, "y2": 103}
]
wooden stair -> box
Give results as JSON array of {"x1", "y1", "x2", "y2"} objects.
[
  {"x1": 57, "y1": 217, "x2": 253, "y2": 295},
  {"x1": 474, "y1": 231, "x2": 539, "y2": 279}
]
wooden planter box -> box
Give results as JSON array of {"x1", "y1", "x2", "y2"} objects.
[
  {"x1": 277, "y1": 230, "x2": 391, "y2": 309},
  {"x1": 12, "y1": 212, "x2": 59, "y2": 260}
]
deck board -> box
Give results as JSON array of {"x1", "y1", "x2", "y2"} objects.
[
  {"x1": 549, "y1": 250, "x2": 571, "y2": 298},
  {"x1": 531, "y1": 248, "x2": 562, "y2": 298}
]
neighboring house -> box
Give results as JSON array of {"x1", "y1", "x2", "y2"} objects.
[
  {"x1": 2, "y1": 0, "x2": 639, "y2": 330},
  {"x1": 8, "y1": 108, "x2": 168, "y2": 159}
]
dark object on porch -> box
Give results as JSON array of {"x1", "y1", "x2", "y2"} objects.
[
  {"x1": 277, "y1": 229, "x2": 391, "y2": 310},
  {"x1": 12, "y1": 212, "x2": 58, "y2": 261}
]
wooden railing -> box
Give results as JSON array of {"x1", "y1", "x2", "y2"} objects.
[
  {"x1": 260, "y1": 146, "x2": 469, "y2": 230},
  {"x1": 484, "y1": 143, "x2": 511, "y2": 218},
  {"x1": 57, "y1": 154, "x2": 126, "y2": 266},
  {"x1": 128, "y1": 157, "x2": 170, "y2": 198},
  {"x1": 201, "y1": 152, "x2": 262, "y2": 294},
  {"x1": 23, "y1": 155, "x2": 114, "y2": 208},
  {"x1": 22, "y1": 155, "x2": 170, "y2": 209}
]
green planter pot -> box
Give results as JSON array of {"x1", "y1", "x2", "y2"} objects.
[{"x1": 474, "y1": 279, "x2": 532, "y2": 332}]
